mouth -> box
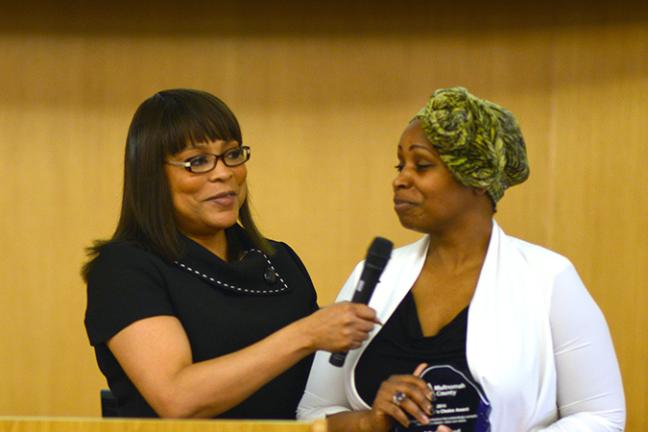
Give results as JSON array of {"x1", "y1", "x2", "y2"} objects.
[
  {"x1": 393, "y1": 197, "x2": 417, "y2": 212},
  {"x1": 204, "y1": 191, "x2": 237, "y2": 207}
]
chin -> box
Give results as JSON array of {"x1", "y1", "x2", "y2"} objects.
[
  {"x1": 206, "y1": 213, "x2": 239, "y2": 231},
  {"x1": 397, "y1": 215, "x2": 418, "y2": 231},
  {"x1": 401, "y1": 223, "x2": 429, "y2": 234},
  {"x1": 397, "y1": 215, "x2": 432, "y2": 234}
]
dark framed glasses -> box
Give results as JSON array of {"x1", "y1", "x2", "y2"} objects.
[{"x1": 167, "y1": 146, "x2": 251, "y2": 173}]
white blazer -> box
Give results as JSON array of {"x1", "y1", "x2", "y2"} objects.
[{"x1": 297, "y1": 221, "x2": 625, "y2": 431}]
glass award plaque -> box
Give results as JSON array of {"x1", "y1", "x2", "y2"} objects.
[{"x1": 394, "y1": 365, "x2": 491, "y2": 432}]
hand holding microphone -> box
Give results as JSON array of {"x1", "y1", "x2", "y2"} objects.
[
  {"x1": 302, "y1": 301, "x2": 379, "y2": 353},
  {"x1": 297, "y1": 237, "x2": 393, "y2": 363},
  {"x1": 329, "y1": 237, "x2": 393, "y2": 367}
]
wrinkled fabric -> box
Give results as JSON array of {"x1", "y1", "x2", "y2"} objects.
[{"x1": 415, "y1": 87, "x2": 529, "y2": 203}]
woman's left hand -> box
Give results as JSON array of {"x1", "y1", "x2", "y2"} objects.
[
  {"x1": 326, "y1": 363, "x2": 452, "y2": 432},
  {"x1": 367, "y1": 363, "x2": 434, "y2": 430}
]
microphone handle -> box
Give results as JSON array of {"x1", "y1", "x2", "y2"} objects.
[
  {"x1": 329, "y1": 351, "x2": 347, "y2": 367},
  {"x1": 328, "y1": 270, "x2": 382, "y2": 367}
]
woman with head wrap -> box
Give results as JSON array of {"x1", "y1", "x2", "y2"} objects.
[{"x1": 297, "y1": 88, "x2": 625, "y2": 431}]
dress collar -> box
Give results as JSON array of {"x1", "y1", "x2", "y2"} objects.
[{"x1": 173, "y1": 225, "x2": 290, "y2": 296}]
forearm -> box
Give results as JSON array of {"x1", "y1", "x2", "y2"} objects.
[
  {"x1": 540, "y1": 267, "x2": 626, "y2": 431},
  {"x1": 186, "y1": 320, "x2": 314, "y2": 417},
  {"x1": 111, "y1": 303, "x2": 376, "y2": 418},
  {"x1": 534, "y1": 412, "x2": 625, "y2": 432},
  {"x1": 130, "y1": 317, "x2": 315, "y2": 418},
  {"x1": 326, "y1": 410, "x2": 382, "y2": 432}
]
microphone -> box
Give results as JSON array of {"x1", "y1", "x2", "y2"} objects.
[{"x1": 329, "y1": 236, "x2": 393, "y2": 367}]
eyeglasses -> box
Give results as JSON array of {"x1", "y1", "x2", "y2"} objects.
[{"x1": 167, "y1": 146, "x2": 251, "y2": 173}]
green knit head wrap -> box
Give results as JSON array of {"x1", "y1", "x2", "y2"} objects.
[{"x1": 414, "y1": 87, "x2": 529, "y2": 204}]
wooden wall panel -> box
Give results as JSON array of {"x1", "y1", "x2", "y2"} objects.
[
  {"x1": 546, "y1": 28, "x2": 648, "y2": 425},
  {"x1": 0, "y1": 1, "x2": 646, "y2": 428}
]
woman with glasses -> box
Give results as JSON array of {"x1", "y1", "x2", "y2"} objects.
[{"x1": 83, "y1": 89, "x2": 378, "y2": 419}]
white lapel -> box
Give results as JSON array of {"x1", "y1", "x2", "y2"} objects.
[
  {"x1": 466, "y1": 221, "x2": 556, "y2": 431},
  {"x1": 344, "y1": 235, "x2": 430, "y2": 410}
]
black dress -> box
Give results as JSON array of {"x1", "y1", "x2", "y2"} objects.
[
  {"x1": 355, "y1": 291, "x2": 470, "y2": 406},
  {"x1": 84, "y1": 225, "x2": 318, "y2": 418}
]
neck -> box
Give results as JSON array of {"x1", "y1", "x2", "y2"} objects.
[
  {"x1": 425, "y1": 212, "x2": 493, "y2": 273},
  {"x1": 186, "y1": 230, "x2": 229, "y2": 261}
]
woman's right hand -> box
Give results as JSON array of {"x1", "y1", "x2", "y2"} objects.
[{"x1": 300, "y1": 301, "x2": 380, "y2": 353}]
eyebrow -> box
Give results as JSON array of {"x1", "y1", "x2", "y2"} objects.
[
  {"x1": 182, "y1": 141, "x2": 239, "y2": 153},
  {"x1": 397, "y1": 143, "x2": 434, "y2": 153},
  {"x1": 192, "y1": 140, "x2": 239, "y2": 148}
]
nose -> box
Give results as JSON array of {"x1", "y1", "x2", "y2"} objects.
[
  {"x1": 392, "y1": 168, "x2": 412, "y2": 191},
  {"x1": 207, "y1": 158, "x2": 234, "y2": 182}
]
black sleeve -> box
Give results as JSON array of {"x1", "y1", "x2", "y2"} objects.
[
  {"x1": 84, "y1": 242, "x2": 175, "y2": 346},
  {"x1": 276, "y1": 241, "x2": 319, "y2": 311}
]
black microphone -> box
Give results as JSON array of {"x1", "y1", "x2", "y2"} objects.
[{"x1": 329, "y1": 236, "x2": 393, "y2": 367}]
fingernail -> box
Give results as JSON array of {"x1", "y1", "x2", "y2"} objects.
[
  {"x1": 427, "y1": 383, "x2": 435, "y2": 400},
  {"x1": 420, "y1": 414, "x2": 430, "y2": 425}
]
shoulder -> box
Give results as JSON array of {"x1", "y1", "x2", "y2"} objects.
[
  {"x1": 337, "y1": 236, "x2": 428, "y2": 300},
  {"x1": 263, "y1": 239, "x2": 305, "y2": 269},
  {"x1": 84, "y1": 241, "x2": 175, "y2": 345},
  {"x1": 345, "y1": 236, "x2": 429, "y2": 277},
  {"x1": 497, "y1": 229, "x2": 587, "y2": 304},
  {"x1": 87, "y1": 240, "x2": 168, "y2": 283},
  {"x1": 268, "y1": 239, "x2": 299, "y2": 258},
  {"x1": 98, "y1": 240, "x2": 163, "y2": 261},
  {"x1": 502, "y1": 233, "x2": 574, "y2": 275}
]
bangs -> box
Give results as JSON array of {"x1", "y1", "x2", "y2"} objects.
[{"x1": 155, "y1": 89, "x2": 242, "y2": 156}]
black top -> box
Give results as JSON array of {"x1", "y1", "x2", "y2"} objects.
[
  {"x1": 84, "y1": 226, "x2": 318, "y2": 419},
  {"x1": 355, "y1": 291, "x2": 469, "y2": 406}
]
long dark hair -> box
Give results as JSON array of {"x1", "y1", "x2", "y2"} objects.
[{"x1": 82, "y1": 89, "x2": 271, "y2": 281}]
